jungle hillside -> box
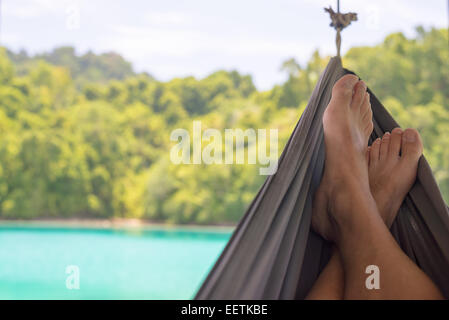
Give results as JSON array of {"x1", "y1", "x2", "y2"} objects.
[{"x1": 0, "y1": 27, "x2": 447, "y2": 224}]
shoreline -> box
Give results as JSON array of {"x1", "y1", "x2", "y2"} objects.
[{"x1": 0, "y1": 218, "x2": 236, "y2": 232}]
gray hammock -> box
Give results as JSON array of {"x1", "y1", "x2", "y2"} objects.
[{"x1": 195, "y1": 57, "x2": 449, "y2": 299}]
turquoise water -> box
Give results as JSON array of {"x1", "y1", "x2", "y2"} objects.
[{"x1": 0, "y1": 224, "x2": 231, "y2": 299}]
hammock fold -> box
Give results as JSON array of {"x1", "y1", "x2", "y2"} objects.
[{"x1": 195, "y1": 57, "x2": 449, "y2": 299}]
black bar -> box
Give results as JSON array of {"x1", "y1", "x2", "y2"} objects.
[{"x1": 0, "y1": 300, "x2": 446, "y2": 318}]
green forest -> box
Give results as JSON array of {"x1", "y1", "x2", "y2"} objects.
[{"x1": 0, "y1": 27, "x2": 447, "y2": 224}]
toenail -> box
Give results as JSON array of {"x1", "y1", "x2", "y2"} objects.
[
  {"x1": 404, "y1": 130, "x2": 416, "y2": 142},
  {"x1": 344, "y1": 81, "x2": 355, "y2": 90},
  {"x1": 384, "y1": 132, "x2": 390, "y2": 138},
  {"x1": 360, "y1": 81, "x2": 366, "y2": 89}
]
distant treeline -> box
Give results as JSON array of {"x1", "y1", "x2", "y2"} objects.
[
  {"x1": 0, "y1": 27, "x2": 447, "y2": 224},
  {"x1": 7, "y1": 46, "x2": 143, "y2": 84}
]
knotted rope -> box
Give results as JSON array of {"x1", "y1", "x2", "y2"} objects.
[{"x1": 324, "y1": 3, "x2": 357, "y2": 57}]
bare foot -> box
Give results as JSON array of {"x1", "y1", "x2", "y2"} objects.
[
  {"x1": 367, "y1": 128, "x2": 423, "y2": 227},
  {"x1": 312, "y1": 75, "x2": 373, "y2": 241},
  {"x1": 309, "y1": 85, "x2": 442, "y2": 299}
]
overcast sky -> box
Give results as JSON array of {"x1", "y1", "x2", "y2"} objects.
[{"x1": 2, "y1": 0, "x2": 448, "y2": 89}]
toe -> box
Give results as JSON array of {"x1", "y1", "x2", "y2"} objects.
[
  {"x1": 331, "y1": 74, "x2": 359, "y2": 105},
  {"x1": 401, "y1": 128, "x2": 423, "y2": 162},
  {"x1": 364, "y1": 121, "x2": 374, "y2": 139},
  {"x1": 350, "y1": 80, "x2": 367, "y2": 110},
  {"x1": 388, "y1": 128, "x2": 402, "y2": 159},
  {"x1": 380, "y1": 132, "x2": 390, "y2": 160},
  {"x1": 370, "y1": 138, "x2": 381, "y2": 165},
  {"x1": 361, "y1": 93, "x2": 373, "y2": 137},
  {"x1": 361, "y1": 92, "x2": 371, "y2": 118}
]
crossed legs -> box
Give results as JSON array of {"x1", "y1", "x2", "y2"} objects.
[{"x1": 305, "y1": 75, "x2": 443, "y2": 300}]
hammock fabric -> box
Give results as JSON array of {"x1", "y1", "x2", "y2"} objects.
[{"x1": 196, "y1": 57, "x2": 449, "y2": 299}]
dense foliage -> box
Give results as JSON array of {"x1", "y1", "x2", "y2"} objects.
[
  {"x1": 0, "y1": 27, "x2": 447, "y2": 224},
  {"x1": 7, "y1": 46, "x2": 139, "y2": 84}
]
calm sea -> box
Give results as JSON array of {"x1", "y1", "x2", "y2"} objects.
[{"x1": 0, "y1": 224, "x2": 231, "y2": 299}]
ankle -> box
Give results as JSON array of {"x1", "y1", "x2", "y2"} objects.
[{"x1": 331, "y1": 188, "x2": 380, "y2": 242}]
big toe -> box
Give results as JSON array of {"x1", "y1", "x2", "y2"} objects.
[
  {"x1": 350, "y1": 80, "x2": 367, "y2": 109},
  {"x1": 401, "y1": 128, "x2": 423, "y2": 162},
  {"x1": 331, "y1": 74, "x2": 359, "y2": 105}
]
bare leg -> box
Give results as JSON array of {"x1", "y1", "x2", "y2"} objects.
[
  {"x1": 307, "y1": 77, "x2": 372, "y2": 300},
  {"x1": 306, "y1": 246, "x2": 344, "y2": 299},
  {"x1": 308, "y1": 75, "x2": 443, "y2": 300},
  {"x1": 307, "y1": 128, "x2": 425, "y2": 299},
  {"x1": 340, "y1": 199, "x2": 442, "y2": 299}
]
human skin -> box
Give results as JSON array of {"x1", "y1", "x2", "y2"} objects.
[{"x1": 305, "y1": 75, "x2": 443, "y2": 300}]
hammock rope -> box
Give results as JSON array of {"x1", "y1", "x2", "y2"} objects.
[{"x1": 324, "y1": 0, "x2": 357, "y2": 57}]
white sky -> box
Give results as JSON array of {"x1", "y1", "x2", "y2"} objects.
[{"x1": 2, "y1": 0, "x2": 448, "y2": 89}]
